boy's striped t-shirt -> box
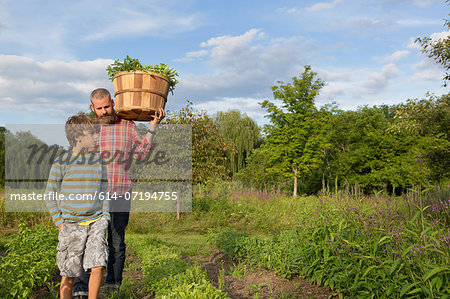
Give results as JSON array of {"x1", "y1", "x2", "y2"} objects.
[{"x1": 45, "y1": 152, "x2": 110, "y2": 227}]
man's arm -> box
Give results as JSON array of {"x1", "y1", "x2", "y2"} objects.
[
  {"x1": 144, "y1": 108, "x2": 165, "y2": 144},
  {"x1": 131, "y1": 108, "x2": 165, "y2": 161}
]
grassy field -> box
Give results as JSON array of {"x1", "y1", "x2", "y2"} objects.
[{"x1": 1, "y1": 184, "x2": 449, "y2": 298}]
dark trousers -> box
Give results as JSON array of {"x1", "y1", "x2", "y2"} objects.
[
  {"x1": 74, "y1": 196, "x2": 130, "y2": 293},
  {"x1": 105, "y1": 211, "x2": 129, "y2": 285}
]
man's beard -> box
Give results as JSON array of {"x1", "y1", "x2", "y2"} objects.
[{"x1": 97, "y1": 110, "x2": 117, "y2": 124}]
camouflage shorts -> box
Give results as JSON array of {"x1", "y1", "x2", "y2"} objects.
[{"x1": 56, "y1": 216, "x2": 108, "y2": 277}]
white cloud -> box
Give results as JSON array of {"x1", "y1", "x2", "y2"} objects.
[
  {"x1": 429, "y1": 31, "x2": 450, "y2": 42},
  {"x1": 199, "y1": 29, "x2": 266, "y2": 65},
  {"x1": 0, "y1": 0, "x2": 202, "y2": 60},
  {"x1": 84, "y1": 6, "x2": 200, "y2": 41},
  {"x1": 277, "y1": 7, "x2": 300, "y2": 14},
  {"x1": 316, "y1": 67, "x2": 353, "y2": 82},
  {"x1": 176, "y1": 29, "x2": 305, "y2": 100},
  {"x1": 408, "y1": 31, "x2": 450, "y2": 50},
  {"x1": 359, "y1": 64, "x2": 399, "y2": 94},
  {"x1": 0, "y1": 55, "x2": 112, "y2": 122},
  {"x1": 411, "y1": 58, "x2": 445, "y2": 81},
  {"x1": 379, "y1": 50, "x2": 410, "y2": 63},
  {"x1": 193, "y1": 96, "x2": 267, "y2": 123},
  {"x1": 396, "y1": 19, "x2": 443, "y2": 27},
  {"x1": 407, "y1": 37, "x2": 422, "y2": 49},
  {"x1": 319, "y1": 86, "x2": 346, "y2": 100},
  {"x1": 306, "y1": 0, "x2": 343, "y2": 12},
  {"x1": 411, "y1": 68, "x2": 443, "y2": 81},
  {"x1": 412, "y1": 0, "x2": 433, "y2": 7},
  {"x1": 382, "y1": 0, "x2": 436, "y2": 8}
]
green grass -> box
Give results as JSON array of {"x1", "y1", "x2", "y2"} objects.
[
  {"x1": 1, "y1": 183, "x2": 449, "y2": 298},
  {"x1": 154, "y1": 233, "x2": 213, "y2": 256}
]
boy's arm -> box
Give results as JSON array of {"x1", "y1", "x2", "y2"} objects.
[
  {"x1": 100, "y1": 163, "x2": 110, "y2": 221},
  {"x1": 45, "y1": 162, "x2": 64, "y2": 227}
]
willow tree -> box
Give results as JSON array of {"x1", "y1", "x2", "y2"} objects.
[
  {"x1": 261, "y1": 65, "x2": 328, "y2": 197},
  {"x1": 215, "y1": 110, "x2": 260, "y2": 176}
]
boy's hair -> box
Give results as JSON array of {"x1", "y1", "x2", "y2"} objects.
[
  {"x1": 90, "y1": 88, "x2": 111, "y2": 103},
  {"x1": 65, "y1": 114, "x2": 97, "y2": 147}
]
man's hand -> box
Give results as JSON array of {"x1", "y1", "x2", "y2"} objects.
[{"x1": 150, "y1": 108, "x2": 165, "y2": 127}]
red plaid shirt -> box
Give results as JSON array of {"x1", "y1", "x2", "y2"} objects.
[{"x1": 98, "y1": 118, "x2": 152, "y2": 195}]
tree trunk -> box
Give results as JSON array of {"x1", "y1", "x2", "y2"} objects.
[
  {"x1": 293, "y1": 167, "x2": 298, "y2": 197},
  {"x1": 293, "y1": 176, "x2": 297, "y2": 197}
]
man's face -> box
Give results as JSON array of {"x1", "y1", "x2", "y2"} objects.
[
  {"x1": 91, "y1": 96, "x2": 114, "y2": 117},
  {"x1": 91, "y1": 96, "x2": 116, "y2": 124}
]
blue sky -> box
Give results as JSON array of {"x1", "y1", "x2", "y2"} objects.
[{"x1": 0, "y1": 0, "x2": 449, "y2": 126}]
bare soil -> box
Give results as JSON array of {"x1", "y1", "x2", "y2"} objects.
[{"x1": 183, "y1": 249, "x2": 336, "y2": 299}]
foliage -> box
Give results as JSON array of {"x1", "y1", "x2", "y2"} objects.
[
  {"x1": 300, "y1": 94, "x2": 450, "y2": 195},
  {"x1": 4, "y1": 129, "x2": 64, "y2": 190},
  {"x1": 162, "y1": 102, "x2": 234, "y2": 184},
  {"x1": 126, "y1": 234, "x2": 229, "y2": 298},
  {"x1": 215, "y1": 110, "x2": 261, "y2": 177},
  {"x1": 416, "y1": 2, "x2": 450, "y2": 86},
  {"x1": 323, "y1": 105, "x2": 424, "y2": 192},
  {"x1": 390, "y1": 94, "x2": 450, "y2": 183},
  {"x1": 210, "y1": 193, "x2": 450, "y2": 298},
  {"x1": 106, "y1": 55, "x2": 179, "y2": 93},
  {"x1": 260, "y1": 65, "x2": 329, "y2": 196},
  {"x1": 235, "y1": 148, "x2": 290, "y2": 191},
  {"x1": 0, "y1": 222, "x2": 58, "y2": 298}
]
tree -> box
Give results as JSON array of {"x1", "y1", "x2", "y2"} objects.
[
  {"x1": 215, "y1": 110, "x2": 261, "y2": 177},
  {"x1": 235, "y1": 147, "x2": 290, "y2": 191},
  {"x1": 162, "y1": 102, "x2": 234, "y2": 184},
  {"x1": 390, "y1": 94, "x2": 450, "y2": 184},
  {"x1": 416, "y1": 1, "x2": 450, "y2": 85},
  {"x1": 260, "y1": 66, "x2": 328, "y2": 197}
]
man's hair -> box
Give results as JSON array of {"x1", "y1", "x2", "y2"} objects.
[
  {"x1": 90, "y1": 88, "x2": 111, "y2": 103},
  {"x1": 65, "y1": 114, "x2": 97, "y2": 147}
]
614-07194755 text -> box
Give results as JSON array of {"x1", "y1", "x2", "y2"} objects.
[{"x1": 107, "y1": 191, "x2": 178, "y2": 201}]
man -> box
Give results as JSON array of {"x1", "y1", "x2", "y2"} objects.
[{"x1": 73, "y1": 88, "x2": 164, "y2": 298}]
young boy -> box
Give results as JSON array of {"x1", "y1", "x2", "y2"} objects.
[{"x1": 45, "y1": 114, "x2": 109, "y2": 299}]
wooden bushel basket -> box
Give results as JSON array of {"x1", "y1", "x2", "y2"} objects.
[{"x1": 113, "y1": 70, "x2": 170, "y2": 121}]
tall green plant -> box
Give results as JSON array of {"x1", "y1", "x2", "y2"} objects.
[{"x1": 260, "y1": 65, "x2": 329, "y2": 197}]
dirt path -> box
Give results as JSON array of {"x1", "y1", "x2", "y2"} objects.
[{"x1": 183, "y1": 249, "x2": 336, "y2": 299}]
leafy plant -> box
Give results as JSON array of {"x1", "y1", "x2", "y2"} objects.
[
  {"x1": 126, "y1": 234, "x2": 229, "y2": 298},
  {"x1": 106, "y1": 55, "x2": 179, "y2": 93},
  {"x1": 210, "y1": 193, "x2": 450, "y2": 298},
  {"x1": 0, "y1": 222, "x2": 58, "y2": 298}
]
